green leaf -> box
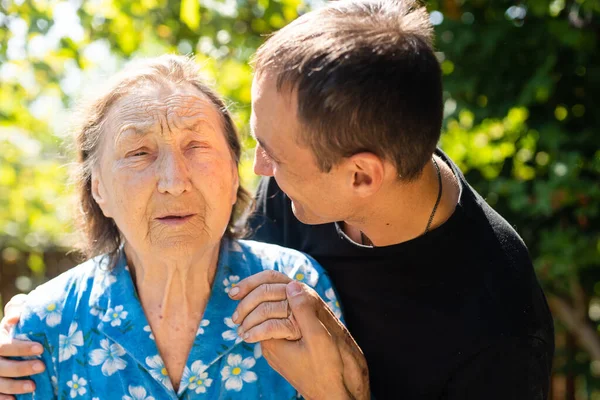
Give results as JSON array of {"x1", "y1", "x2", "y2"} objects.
[
  {"x1": 181, "y1": 0, "x2": 200, "y2": 31},
  {"x1": 27, "y1": 253, "x2": 45, "y2": 275}
]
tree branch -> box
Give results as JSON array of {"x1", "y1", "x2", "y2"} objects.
[{"x1": 548, "y1": 294, "x2": 600, "y2": 361}]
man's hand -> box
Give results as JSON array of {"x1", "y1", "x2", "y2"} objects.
[
  {"x1": 0, "y1": 294, "x2": 45, "y2": 399},
  {"x1": 230, "y1": 271, "x2": 370, "y2": 400}
]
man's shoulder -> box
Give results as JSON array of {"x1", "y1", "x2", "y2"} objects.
[
  {"x1": 441, "y1": 147, "x2": 531, "y2": 268},
  {"x1": 455, "y1": 185, "x2": 554, "y2": 340},
  {"x1": 461, "y1": 181, "x2": 532, "y2": 268},
  {"x1": 438, "y1": 153, "x2": 553, "y2": 338}
]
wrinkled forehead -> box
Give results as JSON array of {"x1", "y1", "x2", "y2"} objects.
[{"x1": 104, "y1": 83, "x2": 226, "y2": 142}]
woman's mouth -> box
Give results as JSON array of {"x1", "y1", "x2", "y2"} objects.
[{"x1": 155, "y1": 214, "x2": 196, "y2": 225}]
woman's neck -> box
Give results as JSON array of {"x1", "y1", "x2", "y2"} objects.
[
  {"x1": 123, "y1": 241, "x2": 221, "y2": 391},
  {"x1": 124, "y1": 242, "x2": 220, "y2": 311}
]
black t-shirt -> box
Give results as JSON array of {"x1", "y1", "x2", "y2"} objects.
[{"x1": 248, "y1": 150, "x2": 554, "y2": 400}]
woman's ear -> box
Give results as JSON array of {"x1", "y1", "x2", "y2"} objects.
[{"x1": 91, "y1": 169, "x2": 112, "y2": 218}]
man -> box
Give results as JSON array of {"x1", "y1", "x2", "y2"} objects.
[{"x1": 0, "y1": 0, "x2": 554, "y2": 399}]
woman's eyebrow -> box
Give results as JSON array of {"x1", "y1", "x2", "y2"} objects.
[
  {"x1": 114, "y1": 120, "x2": 218, "y2": 146},
  {"x1": 181, "y1": 120, "x2": 212, "y2": 132},
  {"x1": 113, "y1": 123, "x2": 156, "y2": 145}
]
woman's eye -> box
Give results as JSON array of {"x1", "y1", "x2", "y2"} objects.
[
  {"x1": 127, "y1": 149, "x2": 149, "y2": 157},
  {"x1": 188, "y1": 142, "x2": 209, "y2": 150}
]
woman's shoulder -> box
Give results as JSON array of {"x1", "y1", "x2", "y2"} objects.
[
  {"x1": 233, "y1": 239, "x2": 325, "y2": 288},
  {"x1": 15, "y1": 254, "x2": 113, "y2": 336},
  {"x1": 231, "y1": 240, "x2": 343, "y2": 321}
]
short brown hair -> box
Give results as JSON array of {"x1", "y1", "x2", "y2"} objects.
[
  {"x1": 253, "y1": 0, "x2": 442, "y2": 180},
  {"x1": 71, "y1": 55, "x2": 252, "y2": 266}
]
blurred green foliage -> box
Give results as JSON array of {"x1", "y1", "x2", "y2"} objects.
[{"x1": 0, "y1": 0, "x2": 599, "y2": 395}]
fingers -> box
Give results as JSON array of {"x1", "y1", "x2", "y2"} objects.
[
  {"x1": 232, "y1": 283, "x2": 288, "y2": 325},
  {"x1": 237, "y1": 300, "x2": 290, "y2": 336},
  {"x1": 0, "y1": 358, "x2": 45, "y2": 377},
  {"x1": 228, "y1": 270, "x2": 291, "y2": 300},
  {"x1": 240, "y1": 317, "x2": 302, "y2": 343},
  {"x1": 285, "y1": 282, "x2": 369, "y2": 395},
  {"x1": 285, "y1": 281, "x2": 331, "y2": 340},
  {"x1": 0, "y1": 377, "x2": 35, "y2": 395},
  {"x1": 0, "y1": 340, "x2": 43, "y2": 358}
]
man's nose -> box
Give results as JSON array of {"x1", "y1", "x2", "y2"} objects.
[
  {"x1": 253, "y1": 145, "x2": 274, "y2": 177},
  {"x1": 157, "y1": 150, "x2": 192, "y2": 195}
]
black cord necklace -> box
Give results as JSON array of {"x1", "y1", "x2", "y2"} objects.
[
  {"x1": 424, "y1": 157, "x2": 443, "y2": 235},
  {"x1": 360, "y1": 157, "x2": 443, "y2": 246}
]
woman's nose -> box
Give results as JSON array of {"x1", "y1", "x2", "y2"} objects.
[
  {"x1": 157, "y1": 151, "x2": 192, "y2": 196},
  {"x1": 253, "y1": 146, "x2": 274, "y2": 177}
]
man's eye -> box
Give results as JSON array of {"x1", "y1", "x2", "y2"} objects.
[
  {"x1": 263, "y1": 150, "x2": 276, "y2": 164},
  {"x1": 258, "y1": 146, "x2": 271, "y2": 160}
]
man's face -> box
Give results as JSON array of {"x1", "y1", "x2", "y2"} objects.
[{"x1": 250, "y1": 72, "x2": 352, "y2": 225}]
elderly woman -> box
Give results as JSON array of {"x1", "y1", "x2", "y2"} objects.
[{"x1": 10, "y1": 55, "x2": 340, "y2": 399}]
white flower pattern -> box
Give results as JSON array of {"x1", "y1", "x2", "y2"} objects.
[
  {"x1": 325, "y1": 288, "x2": 342, "y2": 318},
  {"x1": 59, "y1": 322, "x2": 84, "y2": 362},
  {"x1": 102, "y1": 305, "x2": 128, "y2": 327},
  {"x1": 254, "y1": 343, "x2": 262, "y2": 359},
  {"x1": 66, "y1": 374, "x2": 87, "y2": 398},
  {"x1": 196, "y1": 319, "x2": 210, "y2": 335},
  {"x1": 89, "y1": 338, "x2": 127, "y2": 376},
  {"x1": 143, "y1": 325, "x2": 155, "y2": 340},
  {"x1": 183, "y1": 360, "x2": 213, "y2": 394},
  {"x1": 122, "y1": 385, "x2": 155, "y2": 400},
  {"x1": 51, "y1": 375, "x2": 58, "y2": 396},
  {"x1": 221, "y1": 317, "x2": 242, "y2": 343},
  {"x1": 36, "y1": 301, "x2": 62, "y2": 327},
  {"x1": 283, "y1": 264, "x2": 319, "y2": 287},
  {"x1": 146, "y1": 354, "x2": 174, "y2": 391},
  {"x1": 220, "y1": 353, "x2": 258, "y2": 391},
  {"x1": 223, "y1": 275, "x2": 240, "y2": 294}
]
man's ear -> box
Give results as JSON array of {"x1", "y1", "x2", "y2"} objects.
[
  {"x1": 91, "y1": 169, "x2": 112, "y2": 218},
  {"x1": 346, "y1": 152, "x2": 386, "y2": 198}
]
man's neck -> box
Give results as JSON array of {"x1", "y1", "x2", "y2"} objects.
[{"x1": 343, "y1": 155, "x2": 460, "y2": 247}]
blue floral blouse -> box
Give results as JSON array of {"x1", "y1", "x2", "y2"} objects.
[{"x1": 11, "y1": 239, "x2": 343, "y2": 400}]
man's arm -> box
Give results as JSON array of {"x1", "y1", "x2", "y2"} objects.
[
  {"x1": 0, "y1": 295, "x2": 45, "y2": 399},
  {"x1": 443, "y1": 336, "x2": 553, "y2": 400}
]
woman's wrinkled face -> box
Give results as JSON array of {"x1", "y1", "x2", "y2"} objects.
[{"x1": 91, "y1": 84, "x2": 239, "y2": 255}]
